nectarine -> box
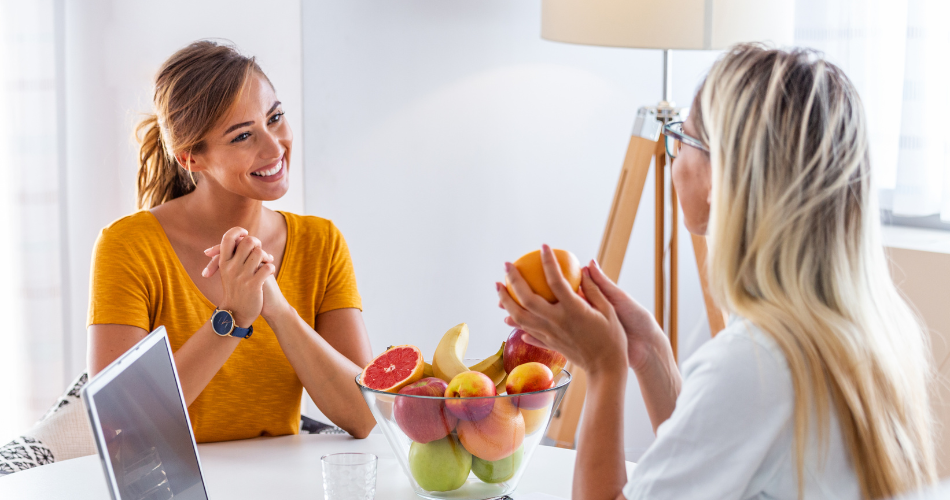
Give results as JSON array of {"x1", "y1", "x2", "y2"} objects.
[
  {"x1": 457, "y1": 398, "x2": 525, "y2": 462},
  {"x1": 506, "y1": 362, "x2": 555, "y2": 410},
  {"x1": 445, "y1": 371, "x2": 496, "y2": 421}
]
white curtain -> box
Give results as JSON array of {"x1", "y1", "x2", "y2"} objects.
[
  {"x1": 795, "y1": 0, "x2": 950, "y2": 220},
  {"x1": 0, "y1": 0, "x2": 69, "y2": 439}
]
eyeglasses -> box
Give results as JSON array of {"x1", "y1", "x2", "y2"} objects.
[{"x1": 664, "y1": 121, "x2": 709, "y2": 159}]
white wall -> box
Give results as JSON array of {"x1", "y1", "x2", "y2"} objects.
[
  {"x1": 301, "y1": 0, "x2": 721, "y2": 459},
  {"x1": 62, "y1": 0, "x2": 305, "y2": 377},
  {"x1": 883, "y1": 231, "x2": 950, "y2": 478}
]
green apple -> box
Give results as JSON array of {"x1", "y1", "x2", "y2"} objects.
[
  {"x1": 408, "y1": 435, "x2": 472, "y2": 492},
  {"x1": 472, "y1": 445, "x2": 524, "y2": 483}
]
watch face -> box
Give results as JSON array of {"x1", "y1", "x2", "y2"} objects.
[{"x1": 212, "y1": 310, "x2": 234, "y2": 336}]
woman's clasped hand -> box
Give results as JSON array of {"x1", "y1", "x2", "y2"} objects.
[{"x1": 200, "y1": 228, "x2": 287, "y2": 327}]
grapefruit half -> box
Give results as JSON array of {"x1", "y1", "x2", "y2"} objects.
[{"x1": 360, "y1": 345, "x2": 425, "y2": 393}]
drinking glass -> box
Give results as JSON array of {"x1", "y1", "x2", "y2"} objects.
[{"x1": 321, "y1": 453, "x2": 378, "y2": 500}]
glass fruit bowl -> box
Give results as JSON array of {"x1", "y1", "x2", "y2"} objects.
[{"x1": 357, "y1": 363, "x2": 572, "y2": 500}]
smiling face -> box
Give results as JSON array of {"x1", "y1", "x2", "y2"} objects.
[
  {"x1": 671, "y1": 114, "x2": 712, "y2": 235},
  {"x1": 182, "y1": 73, "x2": 292, "y2": 201}
]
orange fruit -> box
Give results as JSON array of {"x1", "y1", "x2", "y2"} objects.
[
  {"x1": 506, "y1": 249, "x2": 581, "y2": 306},
  {"x1": 360, "y1": 345, "x2": 425, "y2": 393},
  {"x1": 457, "y1": 398, "x2": 525, "y2": 461}
]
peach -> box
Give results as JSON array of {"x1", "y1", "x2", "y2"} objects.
[
  {"x1": 445, "y1": 371, "x2": 496, "y2": 421},
  {"x1": 521, "y1": 407, "x2": 548, "y2": 435},
  {"x1": 457, "y1": 397, "x2": 525, "y2": 462},
  {"x1": 395, "y1": 378, "x2": 458, "y2": 444},
  {"x1": 375, "y1": 394, "x2": 395, "y2": 421},
  {"x1": 504, "y1": 328, "x2": 567, "y2": 375},
  {"x1": 506, "y1": 362, "x2": 555, "y2": 410}
]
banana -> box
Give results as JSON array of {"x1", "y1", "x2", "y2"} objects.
[
  {"x1": 432, "y1": 323, "x2": 470, "y2": 382},
  {"x1": 496, "y1": 374, "x2": 508, "y2": 395},
  {"x1": 468, "y1": 341, "x2": 507, "y2": 386}
]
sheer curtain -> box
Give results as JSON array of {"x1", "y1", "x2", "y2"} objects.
[
  {"x1": 0, "y1": 0, "x2": 69, "y2": 440},
  {"x1": 795, "y1": 0, "x2": 950, "y2": 221}
]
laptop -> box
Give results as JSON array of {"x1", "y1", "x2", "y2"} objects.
[{"x1": 82, "y1": 326, "x2": 210, "y2": 500}]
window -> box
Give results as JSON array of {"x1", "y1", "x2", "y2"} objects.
[{"x1": 795, "y1": 0, "x2": 950, "y2": 229}]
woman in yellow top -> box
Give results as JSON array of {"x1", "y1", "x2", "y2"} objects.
[{"x1": 86, "y1": 40, "x2": 376, "y2": 442}]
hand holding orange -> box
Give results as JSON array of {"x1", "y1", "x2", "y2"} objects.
[{"x1": 505, "y1": 248, "x2": 581, "y2": 306}]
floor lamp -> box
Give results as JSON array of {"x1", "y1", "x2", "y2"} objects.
[{"x1": 540, "y1": 0, "x2": 794, "y2": 449}]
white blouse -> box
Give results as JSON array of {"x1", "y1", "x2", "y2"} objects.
[{"x1": 623, "y1": 316, "x2": 860, "y2": 499}]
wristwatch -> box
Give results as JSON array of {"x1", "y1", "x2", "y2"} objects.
[{"x1": 210, "y1": 309, "x2": 254, "y2": 339}]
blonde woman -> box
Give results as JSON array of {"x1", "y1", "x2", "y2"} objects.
[
  {"x1": 87, "y1": 41, "x2": 376, "y2": 442},
  {"x1": 498, "y1": 45, "x2": 936, "y2": 499}
]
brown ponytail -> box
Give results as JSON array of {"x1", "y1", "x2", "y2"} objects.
[
  {"x1": 135, "y1": 40, "x2": 271, "y2": 210},
  {"x1": 135, "y1": 114, "x2": 194, "y2": 209}
]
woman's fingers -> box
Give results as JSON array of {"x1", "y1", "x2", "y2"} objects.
[
  {"x1": 580, "y1": 268, "x2": 613, "y2": 316},
  {"x1": 253, "y1": 263, "x2": 277, "y2": 286},
  {"x1": 201, "y1": 254, "x2": 220, "y2": 278},
  {"x1": 205, "y1": 234, "x2": 273, "y2": 279},
  {"x1": 220, "y1": 227, "x2": 249, "y2": 261},
  {"x1": 505, "y1": 262, "x2": 552, "y2": 314},
  {"x1": 245, "y1": 247, "x2": 266, "y2": 275},
  {"x1": 206, "y1": 243, "x2": 272, "y2": 262},
  {"x1": 522, "y1": 332, "x2": 553, "y2": 350},
  {"x1": 588, "y1": 259, "x2": 624, "y2": 300},
  {"x1": 539, "y1": 244, "x2": 574, "y2": 303},
  {"x1": 233, "y1": 236, "x2": 262, "y2": 266},
  {"x1": 496, "y1": 282, "x2": 547, "y2": 332}
]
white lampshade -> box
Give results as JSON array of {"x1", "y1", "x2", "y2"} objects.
[{"x1": 541, "y1": 0, "x2": 794, "y2": 50}]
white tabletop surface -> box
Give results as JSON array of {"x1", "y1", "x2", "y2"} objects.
[{"x1": 0, "y1": 433, "x2": 636, "y2": 499}]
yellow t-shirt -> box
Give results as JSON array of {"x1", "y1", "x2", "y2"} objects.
[{"x1": 86, "y1": 210, "x2": 362, "y2": 443}]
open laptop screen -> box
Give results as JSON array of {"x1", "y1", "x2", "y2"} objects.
[{"x1": 84, "y1": 328, "x2": 208, "y2": 500}]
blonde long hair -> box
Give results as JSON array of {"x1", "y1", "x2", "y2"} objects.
[{"x1": 695, "y1": 44, "x2": 936, "y2": 498}]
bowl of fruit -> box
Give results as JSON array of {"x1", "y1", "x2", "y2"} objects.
[{"x1": 357, "y1": 324, "x2": 571, "y2": 500}]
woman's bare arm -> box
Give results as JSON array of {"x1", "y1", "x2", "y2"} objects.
[
  {"x1": 261, "y1": 278, "x2": 376, "y2": 438},
  {"x1": 497, "y1": 245, "x2": 630, "y2": 500},
  {"x1": 87, "y1": 324, "x2": 149, "y2": 376},
  {"x1": 88, "y1": 322, "x2": 242, "y2": 406},
  {"x1": 586, "y1": 261, "x2": 682, "y2": 432},
  {"x1": 576, "y1": 368, "x2": 631, "y2": 500}
]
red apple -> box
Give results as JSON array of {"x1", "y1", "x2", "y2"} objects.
[
  {"x1": 503, "y1": 329, "x2": 567, "y2": 375},
  {"x1": 506, "y1": 362, "x2": 555, "y2": 410},
  {"x1": 394, "y1": 378, "x2": 458, "y2": 444},
  {"x1": 445, "y1": 371, "x2": 496, "y2": 421}
]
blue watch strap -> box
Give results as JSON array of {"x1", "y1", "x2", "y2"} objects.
[{"x1": 231, "y1": 324, "x2": 253, "y2": 339}]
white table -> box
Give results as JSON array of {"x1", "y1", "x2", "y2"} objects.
[{"x1": 0, "y1": 433, "x2": 636, "y2": 499}]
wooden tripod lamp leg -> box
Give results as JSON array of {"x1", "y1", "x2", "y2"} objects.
[
  {"x1": 654, "y1": 138, "x2": 665, "y2": 331},
  {"x1": 597, "y1": 136, "x2": 662, "y2": 278},
  {"x1": 653, "y1": 140, "x2": 680, "y2": 362},
  {"x1": 544, "y1": 134, "x2": 657, "y2": 448}
]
